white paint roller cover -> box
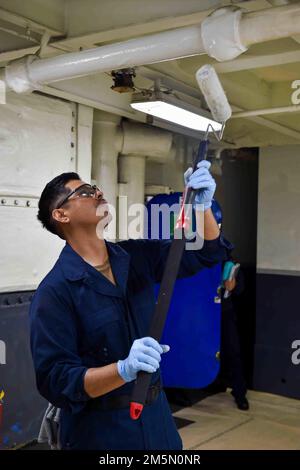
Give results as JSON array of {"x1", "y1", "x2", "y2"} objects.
[{"x1": 196, "y1": 64, "x2": 232, "y2": 123}]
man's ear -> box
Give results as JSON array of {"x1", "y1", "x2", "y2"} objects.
[{"x1": 52, "y1": 208, "x2": 70, "y2": 225}]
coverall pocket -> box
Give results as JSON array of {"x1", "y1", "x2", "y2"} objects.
[{"x1": 85, "y1": 308, "x2": 128, "y2": 362}]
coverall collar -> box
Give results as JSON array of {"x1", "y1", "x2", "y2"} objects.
[{"x1": 59, "y1": 240, "x2": 130, "y2": 297}]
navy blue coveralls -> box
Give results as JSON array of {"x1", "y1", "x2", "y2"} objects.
[
  {"x1": 220, "y1": 268, "x2": 247, "y2": 399},
  {"x1": 29, "y1": 236, "x2": 230, "y2": 450}
]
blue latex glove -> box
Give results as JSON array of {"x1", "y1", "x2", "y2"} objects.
[
  {"x1": 184, "y1": 160, "x2": 216, "y2": 211},
  {"x1": 117, "y1": 336, "x2": 170, "y2": 382}
]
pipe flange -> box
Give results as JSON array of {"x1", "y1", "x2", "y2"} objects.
[
  {"x1": 5, "y1": 55, "x2": 41, "y2": 93},
  {"x1": 201, "y1": 6, "x2": 248, "y2": 61}
]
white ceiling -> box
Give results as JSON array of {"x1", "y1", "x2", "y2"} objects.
[{"x1": 1, "y1": 0, "x2": 300, "y2": 148}]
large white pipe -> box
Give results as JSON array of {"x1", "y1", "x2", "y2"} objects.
[
  {"x1": 92, "y1": 113, "x2": 173, "y2": 239},
  {"x1": 121, "y1": 121, "x2": 172, "y2": 160},
  {"x1": 5, "y1": 26, "x2": 204, "y2": 93},
  {"x1": 240, "y1": 3, "x2": 300, "y2": 46},
  {"x1": 92, "y1": 110, "x2": 121, "y2": 239},
  {"x1": 232, "y1": 104, "x2": 300, "y2": 119},
  {"x1": 119, "y1": 154, "x2": 146, "y2": 237},
  {"x1": 117, "y1": 122, "x2": 173, "y2": 239},
  {"x1": 4, "y1": 4, "x2": 300, "y2": 93},
  {"x1": 119, "y1": 154, "x2": 146, "y2": 208}
]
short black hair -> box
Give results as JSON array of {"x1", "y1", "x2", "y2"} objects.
[{"x1": 37, "y1": 172, "x2": 81, "y2": 239}]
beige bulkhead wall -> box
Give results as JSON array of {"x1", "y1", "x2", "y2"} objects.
[
  {"x1": 258, "y1": 144, "x2": 300, "y2": 274},
  {"x1": 0, "y1": 92, "x2": 93, "y2": 292}
]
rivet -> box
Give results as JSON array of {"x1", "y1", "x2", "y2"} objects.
[
  {"x1": 1, "y1": 199, "x2": 6, "y2": 204},
  {"x1": 14, "y1": 200, "x2": 19, "y2": 205},
  {"x1": 26, "y1": 201, "x2": 31, "y2": 207}
]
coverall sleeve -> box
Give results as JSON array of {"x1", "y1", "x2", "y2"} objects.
[
  {"x1": 29, "y1": 284, "x2": 90, "y2": 414},
  {"x1": 140, "y1": 234, "x2": 233, "y2": 283}
]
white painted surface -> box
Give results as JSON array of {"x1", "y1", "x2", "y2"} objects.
[
  {"x1": 119, "y1": 154, "x2": 146, "y2": 238},
  {"x1": 5, "y1": 24, "x2": 205, "y2": 92},
  {"x1": 76, "y1": 104, "x2": 93, "y2": 183},
  {"x1": 0, "y1": 0, "x2": 65, "y2": 33},
  {"x1": 257, "y1": 145, "x2": 300, "y2": 272},
  {"x1": 0, "y1": 205, "x2": 63, "y2": 292},
  {"x1": 92, "y1": 111, "x2": 121, "y2": 239},
  {"x1": 0, "y1": 92, "x2": 75, "y2": 196},
  {"x1": 65, "y1": 0, "x2": 218, "y2": 37},
  {"x1": 0, "y1": 92, "x2": 90, "y2": 292}
]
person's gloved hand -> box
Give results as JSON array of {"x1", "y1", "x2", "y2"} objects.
[
  {"x1": 222, "y1": 260, "x2": 235, "y2": 282},
  {"x1": 117, "y1": 337, "x2": 170, "y2": 382},
  {"x1": 184, "y1": 160, "x2": 216, "y2": 211}
]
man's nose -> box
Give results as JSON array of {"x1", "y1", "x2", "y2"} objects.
[{"x1": 95, "y1": 188, "x2": 103, "y2": 199}]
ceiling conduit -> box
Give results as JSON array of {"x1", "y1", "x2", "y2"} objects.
[{"x1": 2, "y1": 3, "x2": 300, "y2": 93}]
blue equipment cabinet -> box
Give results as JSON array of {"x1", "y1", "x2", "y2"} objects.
[{"x1": 146, "y1": 193, "x2": 222, "y2": 388}]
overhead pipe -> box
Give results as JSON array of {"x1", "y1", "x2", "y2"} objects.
[
  {"x1": 232, "y1": 104, "x2": 300, "y2": 119},
  {"x1": 5, "y1": 25, "x2": 205, "y2": 93},
  {"x1": 4, "y1": 3, "x2": 300, "y2": 93},
  {"x1": 239, "y1": 3, "x2": 300, "y2": 47},
  {"x1": 121, "y1": 121, "x2": 172, "y2": 160},
  {"x1": 118, "y1": 154, "x2": 146, "y2": 237},
  {"x1": 92, "y1": 111, "x2": 121, "y2": 240},
  {"x1": 92, "y1": 114, "x2": 173, "y2": 239}
]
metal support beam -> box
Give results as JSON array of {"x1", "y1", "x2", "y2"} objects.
[
  {"x1": 214, "y1": 49, "x2": 300, "y2": 74},
  {"x1": 0, "y1": 6, "x2": 64, "y2": 37},
  {"x1": 53, "y1": 0, "x2": 268, "y2": 51},
  {"x1": 231, "y1": 104, "x2": 300, "y2": 141},
  {"x1": 232, "y1": 104, "x2": 300, "y2": 118}
]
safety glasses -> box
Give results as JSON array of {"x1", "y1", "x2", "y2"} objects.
[{"x1": 56, "y1": 184, "x2": 102, "y2": 209}]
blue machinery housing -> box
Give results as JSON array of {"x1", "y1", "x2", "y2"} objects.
[{"x1": 146, "y1": 193, "x2": 222, "y2": 388}]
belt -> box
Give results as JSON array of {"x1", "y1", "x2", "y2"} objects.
[{"x1": 87, "y1": 380, "x2": 161, "y2": 412}]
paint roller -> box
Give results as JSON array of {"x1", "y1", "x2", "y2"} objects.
[
  {"x1": 196, "y1": 64, "x2": 232, "y2": 139},
  {"x1": 130, "y1": 65, "x2": 232, "y2": 420}
]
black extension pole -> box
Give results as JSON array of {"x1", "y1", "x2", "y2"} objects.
[{"x1": 130, "y1": 139, "x2": 209, "y2": 420}]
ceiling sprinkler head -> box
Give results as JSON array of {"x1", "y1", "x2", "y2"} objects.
[{"x1": 111, "y1": 68, "x2": 136, "y2": 93}]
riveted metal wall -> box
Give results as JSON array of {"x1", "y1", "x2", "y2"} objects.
[{"x1": 0, "y1": 92, "x2": 76, "y2": 293}]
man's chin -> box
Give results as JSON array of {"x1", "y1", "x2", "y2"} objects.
[
  {"x1": 96, "y1": 202, "x2": 110, "y2": 216},
  {"x1": 95, "y1": 212, "x2": 113, "y2": 239}
]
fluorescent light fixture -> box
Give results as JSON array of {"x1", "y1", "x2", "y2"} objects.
[{"x1": 130, "y1": 91, "x2": 222, "y2": 132}]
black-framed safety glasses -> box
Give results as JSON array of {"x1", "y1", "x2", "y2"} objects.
[{"x1": 56, "y1": 184, "x2": 102, "y2": 209}]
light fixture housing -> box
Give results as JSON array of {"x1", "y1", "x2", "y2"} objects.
[{"x1": 130, "y1": 90, "x2": 222, "y2": 132}]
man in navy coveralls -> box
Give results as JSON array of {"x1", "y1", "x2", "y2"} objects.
[{"x1": 30, "y1": 162, "x2": 231, "y2": 450}]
